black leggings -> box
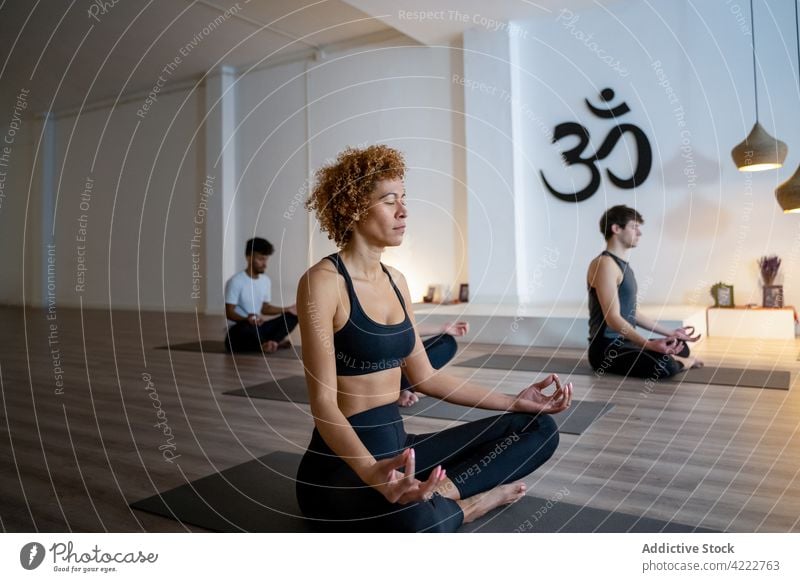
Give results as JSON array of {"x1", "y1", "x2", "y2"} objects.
[
  {"x1": 224, "y1": 313, "x2": 298, "y2": 353},
  {"x1": 589, "y1": 336, "x2": 690, "y2": 380},
  {"x1": 296, "y1": 402, "x2": 560, "y2": 532},
  {"x1": 401, "y1": 333, "x2": 457, "y2": 392}
]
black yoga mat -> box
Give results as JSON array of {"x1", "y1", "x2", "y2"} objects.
[
  {"x1": 457, "y1": 354, "x2": 790, "y2": 390},
  {"x1": 462, "y1": 495, "x2": 716, "y2": 533},
  {"x1": 402, "y1": 398, "x2": 614, "y2": 436},
  {"x1": 223, "y1": 376, "x2": 614, "y2": 436},
  {"x1": 131, "y1": 451, "x2": 312, "y2": 532},
  {"x1": 131, "y1": 451, "x2": 712, "y2": 533},
  {"x1": 225, "y1": 375, "x2": 310, "y2": 402},
  {"x1": 156, "y1": 341, "x2": 300, "y2": 359}
]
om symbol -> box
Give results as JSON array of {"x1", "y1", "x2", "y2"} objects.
[{"x1": 540, "y1": 88, "x2": 652, "y2": 203}]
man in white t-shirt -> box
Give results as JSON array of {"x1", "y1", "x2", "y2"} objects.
[{"x1": 224, "y1": 237, "x2": 298, "y2": 353}]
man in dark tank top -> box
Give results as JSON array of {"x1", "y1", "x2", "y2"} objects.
[{"x1": 586, "y1": 205, "x2": 702, "y2": 380}]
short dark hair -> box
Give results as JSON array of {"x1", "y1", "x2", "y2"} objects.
[
  {"x1": 245, "y1": 237, "x2": 273, "y2": 256},
  {"x1": 599, "y1": 205, "x2": 644, "y2": 240}
]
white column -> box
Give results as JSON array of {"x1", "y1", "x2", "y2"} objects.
[
  {"x1": 37, "y1": 112, "x2": 56, "y2": 307},
  {"x1": 203, "y1": 66, "x2": 238, "y2": 314},
  {"x1": 463, "y1": 27, "x2": 523, "y2": 305}
]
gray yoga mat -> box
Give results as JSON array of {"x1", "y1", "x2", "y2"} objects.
[
  {"x1": 457, "y1": 354, "x2": 790, "y2": 390},
  {"x1": 224, "y1": 376, "x2": 614, "y2": 436},
  {"x1": 156, "y1": 341, "x2": 300, "y2": 359},
  {"x1": 131, "y1": 451, "x2": 711, "y2": 533}
]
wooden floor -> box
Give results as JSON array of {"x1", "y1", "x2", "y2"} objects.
[{"x1": 1, "y1": 305, "x2": 799, "y2": 532}]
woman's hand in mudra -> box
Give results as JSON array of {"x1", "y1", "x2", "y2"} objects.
[
  {"x1": 363, "y1": 448, "x2": 445, "y2": 505},
  {"x1": 514, "y1": 373, "x2": 573, "y2": 414}
]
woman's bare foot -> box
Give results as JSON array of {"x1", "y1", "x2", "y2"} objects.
[
  {"x1": 675, "y1": 355, "x2": 703, "y2": 369},
  {"x1": 397, "y1": 390, "x2": 419, "y2": 407},
  {"x1": 261, "y1": 340, "x2": 279, "y2": 353},
  {"x1": 457, "y1": 482, "x2": 527, "y2": 524}
]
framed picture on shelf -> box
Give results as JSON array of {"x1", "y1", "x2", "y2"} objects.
[
  {"x1": 423, "y1": 285, "x2": 437, "y2": 303},
  {"x1": 458, "y1": 284, "x2": 469, "y2": 303},
  {"x1": 711, "y1": 282, "x2": 734, "y2": 308},
  {"x1": 763, "y1": 285, "x2": 784, "y2": 308}
]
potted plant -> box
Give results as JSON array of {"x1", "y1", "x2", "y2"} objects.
[{"x1": 758, "y1": 255, "x2": 783, "y2": 307}]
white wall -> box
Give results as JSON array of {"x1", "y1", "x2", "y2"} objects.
[
  {"x1": 236, "y1": 37, "x2": 468, "y2": 304},
  {"x1": 5, "y1": 34, "x2": 469, "y2": 313},
  {"x1": 235, "y1": 59, "x2": 310, "y2": 308},
  {"x1": 50, "y1": 89, "x2": 204, "y2": 311},
  {"x1": 15, "y1": 0, "x2": 794, "y2": 317},
  {"x1": 512, "y1": 0, "x2": 800, "y2": 308},
  {"x1": 461, "y1": 27, "x2": 525, "y2": 305}
]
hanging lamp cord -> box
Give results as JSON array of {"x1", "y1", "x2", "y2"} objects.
[
  {"x1": 795, "y1": 0, "x2": 800, "y2": 93},
  {"x1": 750, "y1": 0, "x2": 759, "y2": 122}
]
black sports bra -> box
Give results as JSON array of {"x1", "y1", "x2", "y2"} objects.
[{"x1": 325, "y1": 254, "x2": 416, "y2": 376}]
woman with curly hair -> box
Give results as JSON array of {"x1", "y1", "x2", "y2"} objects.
[{"x1": 295, "y1": 144, "x2": 572, "y2": 532}]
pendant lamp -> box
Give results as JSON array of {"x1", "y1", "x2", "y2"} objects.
[
  {"x1": 731, "y1": 0, "x2": 788, "y2": 172},
  {"x1": 775, "y1": 0, "x2": 800, "y2": 212}
]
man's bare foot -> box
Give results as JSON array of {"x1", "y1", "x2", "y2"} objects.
[
  {"x1": 397, "y1": 390, "x2": 418, "y2": 407},
  {"x1": 277, "y1": 339, "x2": 292, "y2": 350},
  {"x1": 457, "y1": 482, "x2": 527, "y2": 524},
  {"x1": 261, "y1": 340, "x2": 279, "y2": 353}
]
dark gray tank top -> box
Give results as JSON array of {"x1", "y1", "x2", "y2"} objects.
[{"x1": 588, "y1": 251, "x2": 637, "y2": 342}]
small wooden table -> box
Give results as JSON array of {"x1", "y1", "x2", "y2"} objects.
[{"x1": 706, "y1": 306, "x2": 797, "y2": 339}]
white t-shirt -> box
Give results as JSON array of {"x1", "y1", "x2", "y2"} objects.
[{"x1": 225, "y1": 270, "x2": 271, "y2": 323}]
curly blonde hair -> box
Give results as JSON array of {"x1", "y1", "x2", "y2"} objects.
[{"x1": 306, "y1": 145, "x2": 406, "y2": 247}]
